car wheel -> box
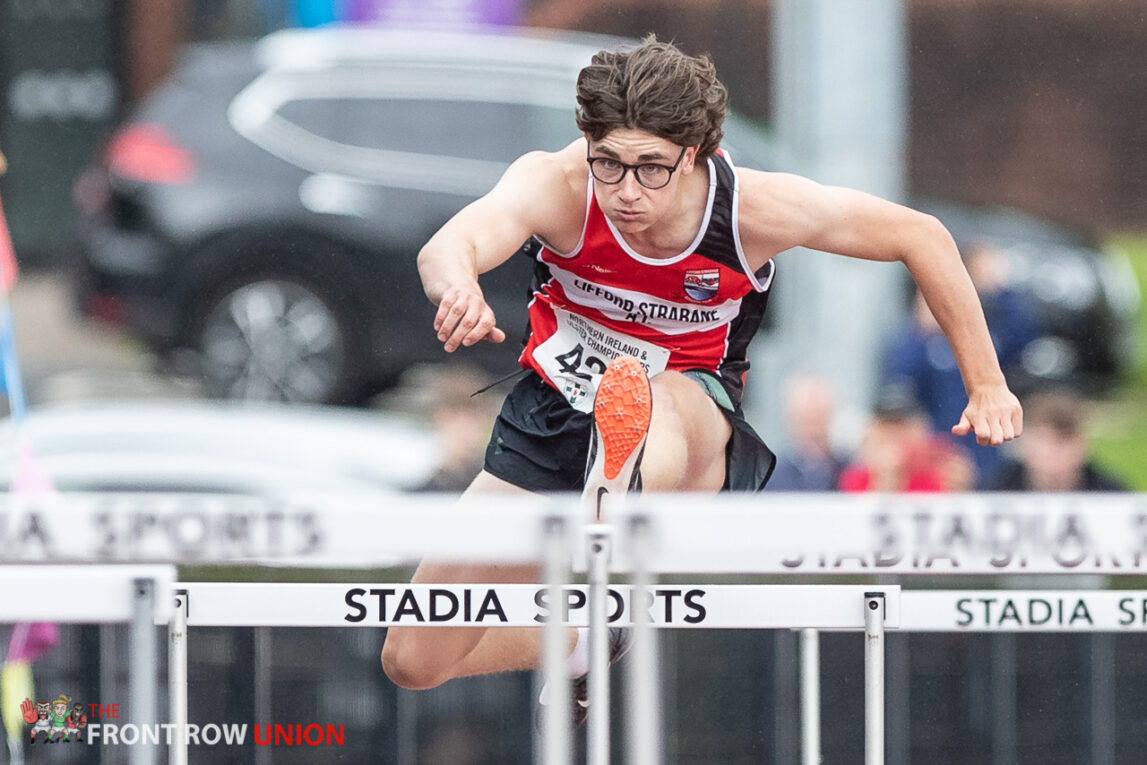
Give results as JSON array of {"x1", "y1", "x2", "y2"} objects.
[{"x1": 194, "y1": 274, "x2": 356, "y2": 404}]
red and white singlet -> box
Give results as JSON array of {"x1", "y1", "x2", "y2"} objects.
[{"x1": 521, "y1": 149, "x2": 776, "y2": 412}]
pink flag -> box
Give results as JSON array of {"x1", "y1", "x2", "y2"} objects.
[
  {"x1": 6, "y1": 622, "x2": 58, "y2": 664},
  {"x1": 12, "y1": 436, "x2": 54, "y2": 493},
  {"x1": 0, "y1": 191, "x2": 18, "y2": 292}
]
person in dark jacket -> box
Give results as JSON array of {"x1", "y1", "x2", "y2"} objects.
[{"x1": 985, "y1": 389, "x2": 1127, "y2": 492}]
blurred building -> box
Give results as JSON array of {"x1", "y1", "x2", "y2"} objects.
[{"x1": 527, "y1": 0, "x2": 1147, "y2": 231}]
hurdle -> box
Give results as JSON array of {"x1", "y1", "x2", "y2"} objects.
[
  {"x1": 0, "y1": 565, "x2": 175, "y2": 765},
  {"x1": 4, "y1": 491, "x2": 1147, "y2": 764}
]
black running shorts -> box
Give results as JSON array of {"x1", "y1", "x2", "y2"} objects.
[{"x1": 483, "y1": 370, "x2": 776, "y2": 493}]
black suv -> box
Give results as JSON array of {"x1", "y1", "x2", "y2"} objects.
[{"x1": 71, "y1": 26, "x2": 776, "y2": 404}]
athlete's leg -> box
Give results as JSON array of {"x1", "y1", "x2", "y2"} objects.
[
  {"x1": 383, "y1": 368, "x2": 730, "y2": 690},
  {"x1": 640, "y1": 370, "x2": 732, "y2": 492},
  {"x1": 381, "y1": 470, "x2": 577, "y2": 690}
]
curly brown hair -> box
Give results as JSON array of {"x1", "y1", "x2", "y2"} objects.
[{"x1": 575, "y1": 35, "x2": 728, "y2": 160}]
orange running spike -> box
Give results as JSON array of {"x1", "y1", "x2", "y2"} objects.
[{"x1": 593, "y1": 356, "x2": 652, "y2": 481}]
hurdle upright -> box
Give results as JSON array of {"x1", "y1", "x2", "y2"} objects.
[{"x1": 0, "y1": 565, "x2": 175, "y2": 765}]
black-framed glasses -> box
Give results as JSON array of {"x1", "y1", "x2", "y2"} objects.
[{"x1": 586, "y1": 146, "x2": 687, "y2": 190}]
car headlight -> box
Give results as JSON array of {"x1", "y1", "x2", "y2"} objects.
[{"x1": 1021, "y1": 335, "x2": 1078, "y2": 380}]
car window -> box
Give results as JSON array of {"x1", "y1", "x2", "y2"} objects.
[
  {"x1": 280, "y1": 97, "x2": 576, "y2": 162},
  {"x1": 231, "y1": 63, "x2": 581, "y2": 192}
]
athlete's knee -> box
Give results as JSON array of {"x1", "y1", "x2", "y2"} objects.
[
  {"x1": 646, "y1": 371, "x2": 730, "y2": 489},
  {"x1": 649, "y1": 371, "x2": 690, "y2": 420},
  {"x1": 381, "y1": 631, "x2": 451, "y2": 690},
  {"x1": 649, "y1": 371, "x2": 717, "y2": 433}
]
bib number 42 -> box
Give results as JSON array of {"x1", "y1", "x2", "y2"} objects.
[
  {"x1": 554, "y1": 343, "x2": 607, "y2": 380},
  {"x1": 532, "y1": 307, "x2": 670, "y2": 411}
]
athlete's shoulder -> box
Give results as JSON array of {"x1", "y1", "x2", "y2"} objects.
[
  {"x1": 492, "y1": 140, "x2": 588, "y2": 250},
  {"x1": 731, "y1": 169, "x2": 829, "y2": 266},
  {"x1": 736, "y1": 166, "x2": 820, "y2": 199},
  {"x1": 504, "y1": 139, "x2": 589, "y2": 199}
]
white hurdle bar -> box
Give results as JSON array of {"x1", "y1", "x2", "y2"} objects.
[
  {"x1": 900, "y1": 590, "x2": 1147, "y2": 632},
  {"x1": 0, "y1": 565, "x2": 175, "y2": 765},
  {"x1": 2, "y1": 492, "x2": 1146, "y2": 574},
  {"x1": 171, "y1": 582, "x2": 903, "y2": 629},
  {"x1": 170, "y1": 581, "x2": 900, "y2": 765}
]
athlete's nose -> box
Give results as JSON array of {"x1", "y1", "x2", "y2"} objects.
[{"x1": 617, "y1": 172, "x2": 643, "y2": 202}]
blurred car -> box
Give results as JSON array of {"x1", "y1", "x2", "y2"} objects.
[
  {"x1": 70, "y1": 25, "x2": 776, "y2": 405},
  {"x1": 0, "y1": 399, "x2": 438, "y2": 493},
  {"x1": 914, "y1": 198, "x2": 1140, "y2": 391}
]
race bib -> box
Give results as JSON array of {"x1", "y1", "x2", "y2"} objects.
[{"x1": 532, "y1": 307, "x2": 670, "y2": 412}]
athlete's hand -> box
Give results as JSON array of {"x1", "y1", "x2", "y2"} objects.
[
  {"x1": 434, "y1": 285, "x2": 506, "y2": 352},
  {"x1": 952, "y1": 383, "x2": 1023, "y2": 446},
  {"x1": 21, "y1": 698, "x2": 36, "y2": 724}
]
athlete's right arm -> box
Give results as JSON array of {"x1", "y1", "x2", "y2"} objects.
[{"x1": 418, "y1": 145, "x2": 582, "y2": 353}]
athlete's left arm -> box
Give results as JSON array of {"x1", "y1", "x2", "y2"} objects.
[{"x1": 738, "y1": 170, "x2": 1023, "y2": 446}]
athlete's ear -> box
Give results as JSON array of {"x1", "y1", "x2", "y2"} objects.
[{"x1": 682, "y1": 145, "x2": 701, "y2": 174}]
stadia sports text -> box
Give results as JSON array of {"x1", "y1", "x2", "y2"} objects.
[{"x1": 343, "y1": 586, "x2": 707, "y2": 625}]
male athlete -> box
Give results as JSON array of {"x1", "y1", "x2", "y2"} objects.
[{"x1": 382, "y1": 36, "x2": 1023, "y2": 724}]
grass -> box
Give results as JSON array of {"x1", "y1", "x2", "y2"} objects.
[{"x1": 1089, "y1": 234, "x2": 1147, "y2": 490}]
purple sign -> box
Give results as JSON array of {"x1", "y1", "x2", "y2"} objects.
[{"x1": 344, "y1": 0, "x2": 523, "y2": 26}]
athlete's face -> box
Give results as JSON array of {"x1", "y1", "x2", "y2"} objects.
[{"x1": 585, "y1": 129, "x2": 697, "y2": 234}]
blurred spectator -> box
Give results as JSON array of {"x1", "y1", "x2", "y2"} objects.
[
  {"x1": 839, "y1": 384, "x2": 974, "y2": 493},
  {"x1": 964, "y1": 241, "x2": 1042, "y2": 391},
  {"x1": 764, "y1": 374, "x2": 845, "y2": 491},
  {"x1": 408, "y1": 364, "x2": 501, "y2": 493},
  {"x1": 883, "y1": 242, "x2": 1039, "y2": 486},
  {"x1": 984, "y1": 389, "x2": 1127, "y2": 492}
]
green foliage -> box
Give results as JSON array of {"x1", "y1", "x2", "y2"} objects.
[{"x1": 1090, "y1": 235, "x2": 1147, "y2": 490}]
